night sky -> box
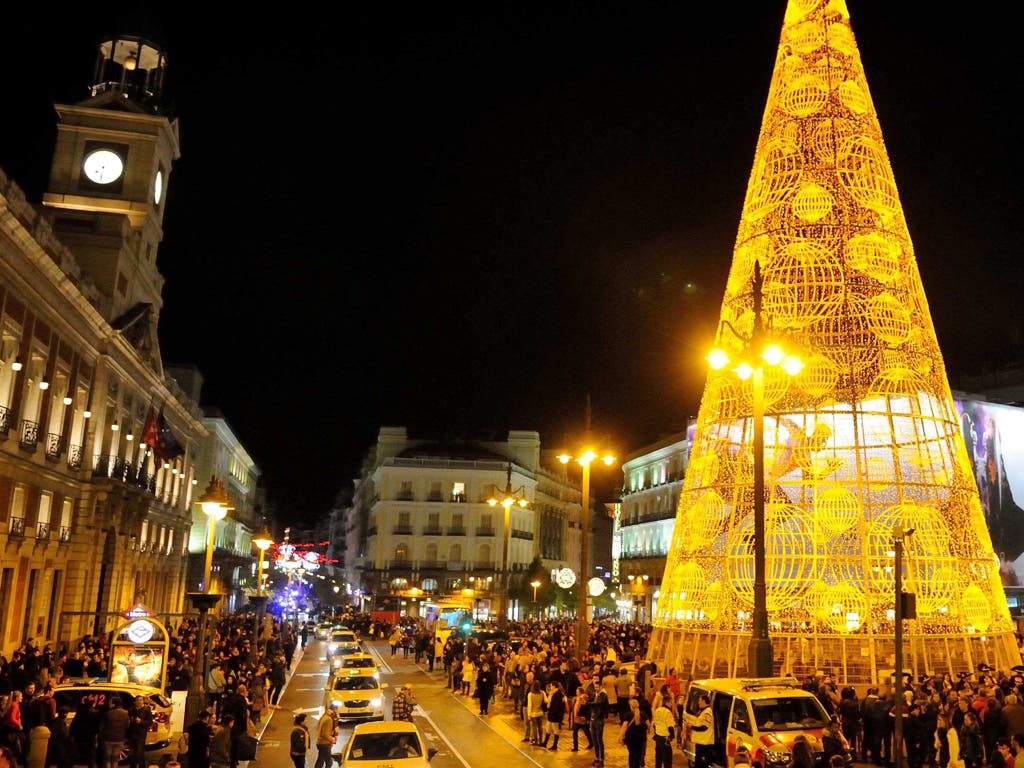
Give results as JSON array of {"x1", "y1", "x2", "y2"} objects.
[{"x1": 1, "y1": 5, "x2": 1022, "y2": 522}]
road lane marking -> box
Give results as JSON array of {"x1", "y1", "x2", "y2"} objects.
[{"x1": 415, "y1": 710, "x2": 474, "y2": 768}]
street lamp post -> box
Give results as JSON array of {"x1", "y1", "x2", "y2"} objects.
[
  {"x1": 627, "y1": 574, "x2": 648, "y2": 623},
  {"x1": 530, "y1": 580, "x2": 541, "y2": 618},
  {"x1": 892, "y1": 525, "x2": 915, "y2": 768},
  {"x1": 249, "y1": 524, "x2": 274, "y2": 664},
  {"x1": 558, "y1": 442, "x2": 615, "y2": 654},
  {"x1": 706, "y1": 260, "x2": 803, "y2": 678},
  {"x1": 487, "y1": 462, "x2": 529, "y2": 629},
  {"x1": 184, "y1": 475, "x2": 230, "y2": 725}
]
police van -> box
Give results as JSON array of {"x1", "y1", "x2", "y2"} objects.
[{"x1": 682, "y1": 677, "x2": 832, "y2": 768}]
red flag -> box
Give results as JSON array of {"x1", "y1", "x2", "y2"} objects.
[{"x1": 142, "y1": 406, "x2": 160, "y2": 452}]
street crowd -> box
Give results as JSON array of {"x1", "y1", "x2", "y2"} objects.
[{"x1": 0, "y1": 611, "x2": 313, "y2": 768}]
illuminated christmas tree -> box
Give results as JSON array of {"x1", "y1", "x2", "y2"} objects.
[{"x1": 647, "y1": 0, "x2": 1018, "y2": 683}]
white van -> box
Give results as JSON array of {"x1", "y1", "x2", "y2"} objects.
[{"x1": 682, "y1": 677, "x2": 832, "y2": 768}]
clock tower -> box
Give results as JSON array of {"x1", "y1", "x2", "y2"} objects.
[{"x1": 41, "y1": 35, "x2": 180, "y2": 372}]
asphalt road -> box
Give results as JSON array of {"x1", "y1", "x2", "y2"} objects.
[{"x1": 247, "y1": 635, "x2": 664, "y2": 768}]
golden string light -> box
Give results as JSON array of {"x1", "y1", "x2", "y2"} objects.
[{"x1": 647, "y1": 0, "x2": 1017, "y2": 684}]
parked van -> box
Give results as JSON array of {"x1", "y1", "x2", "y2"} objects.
[{"x1": 682, "y1": 677, "x2": 832, "y2": 768}]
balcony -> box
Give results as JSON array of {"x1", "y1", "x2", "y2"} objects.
[
  {"x1": 427, "y1": 492, "x2": 443, "y2": 502},
  {"x1": 388, "y1": 559, "x2": 412, "y2": 572},
  {"x1": 392, "y1": 526, "x2": 414, "y2": 535},
  {"x1": 8, "y1": 516, "x2": 25, "y2": 538},
  {"x1": 67, "y1": 444, "x2": 83, "y2": 469},
  {"x1": 45, "y1": 432, "x2": 63, "y2": 462},
  {"x1": 59, "y1": 526, "x2": 72, "y2": 544},
  {"x1": 91, "y1": 455, "x2": 157, "y2": 494},
  {"x1": 419, "y1": 560, "x2": 446, "y2": 570},
  {"x1": 0, "y1": 405, "x2": 10, "y2": 436},
  {"x1": 396, "y1": 491, "x2": 414, "y2": 501},
  {"x1": 19, "y1": 419, "x2": 39, "y2": 450},
  {"x1": 423, "y1": 527, "x2": 443, "y2": 536},
  {"x1": 447, "y1": 527, "x2": 466, "y2": 536},
  {"x1": 511, "y1": 529, "x2": 534, "y2": 540},
  {"x1": 475, "y1": 527, "x2": 495, "y2": 536},
  {"x1": 472, "y1": 561, "x2": 495, "y2": 571},
  {"x1": 450, "y1": 493, "x2": 466, "y2": 503},
  {"x1": 35, "y1": 522, "x2": 50, "y2": 541}
]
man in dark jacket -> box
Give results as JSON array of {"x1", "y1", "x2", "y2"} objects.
[
  {"x1": 475, "y1": 662, "x2": 496, "y2": 716},
  {"x1": 98, "y1": 695, "x2": 130, "y2": 768},
  {"x1": 126, "y1": 695, "x2": 153, "y2": 768},
  {"x1": 218, "y1": 684, "x2": 250, "y2": 768},
  {"x1": 186, "y1": 710, "x2": 214, "y2": 768}
]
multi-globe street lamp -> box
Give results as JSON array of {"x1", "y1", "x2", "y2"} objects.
[
  {"x1": 487, "y1": 462, "x2": 529, "y2": 627},
  {"x1": 705, "y1": 259, "x2": 803, "y2": 677},
  {"x1": 557, "y1": 445, "x2": 615, "y2": 653}
]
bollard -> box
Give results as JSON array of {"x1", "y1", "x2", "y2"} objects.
[{"x1": 27, "y1": 725, "x2": 51, "y2": 768}]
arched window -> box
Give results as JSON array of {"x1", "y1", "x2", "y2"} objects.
[
  {"x1": 425, "y1": 543, "x2": 438, "y2": 564},
  {"x1": 395, "y1": 543, "x2": 409, "y2": 563},
  {"x1": 391, "y1": 577, "x2": 408, "y2": 590},
  {"x1": 421, "y1": 578, "x2": 438, "y2": 591},
  {"x1": 449, "y1": 543, "x2": 462, "y2": 563}
]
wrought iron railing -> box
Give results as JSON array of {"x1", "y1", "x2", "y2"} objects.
[
  {"x1": 68, "y1": 444, "x2": 83, "y2": 469},
  {"x1": 450, "y1": 493, "x2": 466, "y2": 503},
  {"x1": 511, "y1": 529, "x2": 534, "y2": 540},
  {"x1": 389, "y1": 559, "x2": 412, "y2": 570},
  {"x1": 8, "y1": 516, "x2": 26, "y2": 537},
  {"x1": 427, "y1": 492, "x2": 443, "y2": 502},
  {"x1": 423, "y1": 527, "x2": 443, "y2": 535},
  {"x1": 475, "y1": 527, "x2": 495, "y2": 536},
  {"x1": 20, "y1": 419, "x2": 39, "y2": 448},
  {"x1": 396, "y1": 491, "x2": 414, "y2": 501},
  {"x1": 91, "y1": 454, "x2": 157, "y2": 493},
  {"x1": 392, "y1": 526, "x2": 414, "y2": 535},
  {"x1": 59, "y1": 526, "x2": 72, "y2": 543},
  {"x1": 419, "y1": 560, "x2": 445, "y2": 569},
  {"x1": 0, "y1": 405, "x2": 10, "y2": 434},
  {"x1": 45, "y1": 432, "x2": 63, "y2": 461},
  {"x1": 447, "y1": 527, "x2": 466, "y2": 536},
  {"x1": 35, "y1": 522, "x2": 50, "y2": 541}
]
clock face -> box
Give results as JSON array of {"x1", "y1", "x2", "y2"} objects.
[
  {"x1": 83, "y1": 149, "x2": 124, "y2": 184},
  {"x1": 153, "y1": 170, "x2": 164, "y2": 204}
]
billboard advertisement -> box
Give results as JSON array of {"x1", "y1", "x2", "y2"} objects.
[{"x1": 955, "y1": 398, "x2": 1024, "y2": 585}]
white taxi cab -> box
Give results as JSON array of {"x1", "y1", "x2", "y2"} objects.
[
  {"x1": 323, "y1": 668, "x2": 387, "y2": 721},
  {"x1": 682, "y1": 677, "x2": 832, "y2": 768},
  {"x1": 339, "y1": 720, "x2": 438, "y2": 767}
]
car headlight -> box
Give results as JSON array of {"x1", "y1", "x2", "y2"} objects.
[
  {"x1": 765, "y1": 750, "x2": 790, "y2": 764},
  {"x1": 370, "y1": 697, "x2": 383, "y2": 708}
]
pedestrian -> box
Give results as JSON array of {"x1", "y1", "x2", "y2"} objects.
[
  {"x1": 959, "y1": 711, "x2": 983, "y2": 768},
  {"x1": 126, "y1": 694, "x2": 153, "y2": 768},
  {"x1": 219, "y1": 684, "x2": 250, "y2": 767},
  {"x1": 461, "y1": 657, "x2": 476, "y2": 696},
  {"x1": 476, "y1": 661, "x2": 496, "y2": 715},
  {"x1": 209, "y1": 715, "x2": 233, "y2": 768},
  {"x1": 249, "y1": 673, "x2": 268, "y2": 724},
  {"x1": 47, "y1": 706, "x2": 74, "y2": 768},
  {"x1": 690, "y1": 693, "x2": 715, "y2": 768},
  {"x1": 0, "y1": 691, "x2": 24, "y2": 764},
  {"x1": 290, "y1": 713, "x2": 311, "y2": 768},
  {"x1": 186, "y1": 710, "x2": 214, "y2": 768},
  {"x1": 544, "y1": 681, "x2": 567, "y2": 750},
  {"x1": 792, "y1": 734, "x2": 816, "y2": 768},
  {"x1": 590, "y1": 673, "x2": 610, "y2": 768},
  {"x1": 97, "y1": 695, "x2": 130, "y2": 768},
  {"x1": 389, "y1": 627, "x2": 403, "y2": 657},
  {"x1": 652, "y1": 691, "x2": 675, "y2": 768},
  {"x1": 300, "y1": 624, "x2": 309, "y2": 649},
  {"x1": 526, "y1": 680, "x2": 545, "y2": 746},
  {"x1": 269, "y1": 654, "x2": 287, "y2": 708},
  {"x1": 313, "y1": 702, "x2": 339, "y2": 768},
  {"x1": 993, "y1": 738, "x2": 1014, "y2": 768},
  {"x1": 0, "y1": 745, "x2": 19, "y2": 768},
  {"x1": 934, "y1": 712, "x2": 960, "y2": 768},
  {"x1": 206, "y1": 663, "x2": 226, "y2": 717},
  {"x1": 572, "y1": 690, "x2": 594, "y2": 752},
  {"x1": 69, "y1": 697, "x2": 101, "y2": 768},
  {"x1": 618, "y1": 698, "x2": 650, "y2": 768},
  {"x1": 392, "y1": 684, "x2": 415, "y2": 723}
]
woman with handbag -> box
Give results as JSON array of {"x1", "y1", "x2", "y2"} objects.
[{"x1": 571, "y1": 691, "x2": 594, "y2": 752}]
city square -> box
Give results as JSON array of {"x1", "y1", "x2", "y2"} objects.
[{"x1": 2, "y1": 2, "x2": 1024, "y2": 768}]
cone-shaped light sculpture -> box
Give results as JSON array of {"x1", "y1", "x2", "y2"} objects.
[{"x1": 647, "y1": 0, "x2": 1017, "y2": 684}]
